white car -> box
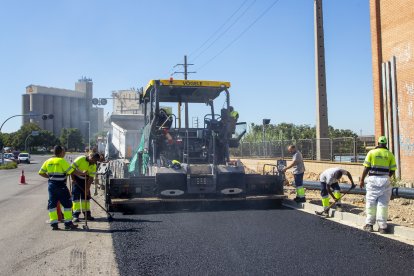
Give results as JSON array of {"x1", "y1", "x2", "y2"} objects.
[{"x1": 18, "y1": 153, "x2": 31, "y2": 164}]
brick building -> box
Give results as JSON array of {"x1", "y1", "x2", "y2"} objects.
[{"x1": 370, "y1": 0, "x2": 414, "y2": 181}]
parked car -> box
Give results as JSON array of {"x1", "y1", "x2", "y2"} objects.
[
  {"x1": 4, "y1": 153, "x2": 17, "y2": 162},
  {"x1": 18, "y1": 153, "x2": 31, "y2": 164},
  {"x1": 0, "y1": 155, "x2": 14, "y2": 165}
]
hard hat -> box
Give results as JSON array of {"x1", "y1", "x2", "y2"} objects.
[{"x1": 378, "y1": 136, "x2": 387, "y2": 144}]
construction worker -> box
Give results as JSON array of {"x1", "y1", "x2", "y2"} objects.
[
  {"x1": 71, "y1": 152, "x2": 100, "y2": 222},
  {"x1": 229, "y1": 106, "x2": 239, "y2": 121},
  {"x1": 360, "y1": 136, "x2": 396, "y2": 234},
  {"x1": 282, "y1": 145, "x2": 306, "y2": 203},
  {"x1": 171, "y1": 159, "x2": 181, "y2": 169},
  {"x1": 318, "y1": 167, "x2": 355, "y2": 217},
  {"x1": 38, "y1": 145, "x2": 82, "y2": 230}
]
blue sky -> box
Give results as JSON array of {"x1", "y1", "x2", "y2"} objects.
[{"x1": 0, "y1": 0, "x2": 373, "y2": 135}]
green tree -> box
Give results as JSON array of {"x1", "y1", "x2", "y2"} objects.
[
  {"x1": 60, "y1": 128, "x2": 84, "y2": 151},
  {"x1": 10, "y1": 123, "x2": 41, "y2": 150}
]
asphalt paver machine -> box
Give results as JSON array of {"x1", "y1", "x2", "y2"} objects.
[{"x1": 103, "y1": 79, "x2": 286, "y2": 211}]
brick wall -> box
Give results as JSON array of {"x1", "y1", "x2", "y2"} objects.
[{"x1": 370, "y1": 0, "x2": 414, "y2": 181}]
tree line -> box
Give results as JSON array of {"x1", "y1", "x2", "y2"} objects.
[
  {"x1": 0, "y1": 123, "x2": 85, "y2": 152},
  {"x1": 242, "y1": 123, "x2": 357, "y2": 142}
]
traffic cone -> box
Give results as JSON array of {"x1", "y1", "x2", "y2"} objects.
[
  {"x1": 57, "y1": 201, "x2": 64, "y2": 222},
  {"x1": 19, "y1": 170, "x2": 26, "y2": 184}
]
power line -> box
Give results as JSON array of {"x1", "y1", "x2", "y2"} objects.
[
  {"x1": 188, "y1": 0, "x2": 250, "y2": 58},
  {"x1": 165, "y1": 1, "x2": 251, "y2": 78},
  {"x1": 196, "y1": 0, "x2": 281, "y2": 72},
  {"x1": 191, "y1": 0, "x2": 257, "y2": 62}
]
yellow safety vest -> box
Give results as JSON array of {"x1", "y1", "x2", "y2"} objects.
[
  {"x1": 230, "y1": 111, "x2": 239, "y2": 120},
  {"x1": 363, "y1": 148, "x2": 396, "y2": 176},
  {"x1": 39, "y1": 157, "x2": 74, "y2": 181},
  {"x1": 72, "y1": 156, "x2": 97, "y2": 179}
]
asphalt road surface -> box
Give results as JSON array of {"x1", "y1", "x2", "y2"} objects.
[
  {"x1": 0, "y1": 154, "x2": 117, "y2": 275},
  {"x1": 110, "y1": 204, "x2": 414, "y2": 276}
]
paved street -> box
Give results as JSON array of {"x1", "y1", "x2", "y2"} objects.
[
  {"x1": 1, "y1": 156, "x2": 414, "y2": 275},
  {"x1": 0, "y1": 155, "x2": 117, "y2": 275},
  {"x1": 110, "y1": 205, "x2": 414, "y2": 276}
]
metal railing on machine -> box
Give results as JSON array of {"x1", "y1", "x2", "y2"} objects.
[{"x1": 230, "y1": 136, "x2": 375, "y2": 163}]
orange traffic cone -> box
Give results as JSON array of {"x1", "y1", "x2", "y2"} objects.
[
  {"x1": 57, "y1": 201, "x2": 64, "y2": 222},
  {"x1": 19, "y1": 170, "x2": 26, "y2": 184}
]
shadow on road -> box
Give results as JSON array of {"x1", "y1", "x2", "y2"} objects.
[
  {"x1": 71, "y1": 227, "x2": 144, "y2": 234},
  {"x1": 118, "y1": 199, "x2": 287, "y2": 215}
]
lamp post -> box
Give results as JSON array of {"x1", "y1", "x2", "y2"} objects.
[
  {"x1": 24, "y1": 131, "x2": 40, "y2": 152},
  {"x1": 83, "y1": 121, "x2": 91, "y2": 151},
  {"x1": 262, "y1": 119, "x2": 271, "y2": 157},
  {"x1": 1, "y1": 113, "x2": 53, "y2": 164}
]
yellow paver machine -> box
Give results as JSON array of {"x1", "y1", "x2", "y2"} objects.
[{"x1": 103, "y1": 79, "x2": 286, "y2": 211}]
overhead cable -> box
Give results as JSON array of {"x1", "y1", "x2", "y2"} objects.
[
  {"x1": 196, "y1": 0, "x2": 281, "y2": 72},
  {"x1": 191, "y1": 0, "x2": 257, "y2": 62},
  {"x1": 188, "y1": 0, "x2": 250, "y2": 58}
]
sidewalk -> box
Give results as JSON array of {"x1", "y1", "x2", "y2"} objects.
[{"x1": 284, "y1": 199, "x2": 414, "y2": 246}]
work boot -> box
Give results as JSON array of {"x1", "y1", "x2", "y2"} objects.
[
  {"x1": 379, "y1": 227, "x2": 389, "y2": 234},
  {"x1": 84, "y1": 212, "x2": 95, "y2": 221},
  {"x1": 363, "y1": 224, "x2": 374, "y2": 232},
  {"x1": 51, "y1": 223, "x2": 59, "y2": 231},
  {"x1": 72, "y1": 217, "x2": 80, "y2": 223},
  {"x1": 64, "y1": 222, "x2": 79, "y2": 230}
]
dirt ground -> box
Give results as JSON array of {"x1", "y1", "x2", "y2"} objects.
[{"x1": 283, "y1": 172, "x2": 414, "y2": 229}]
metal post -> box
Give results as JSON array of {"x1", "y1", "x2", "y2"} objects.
[
  {"x1": 381, "y1": 62, "x2": 388, "y2": 145},
  {"x1": 184, "y1": 55, "x2": 189, "y2": 129},
  {"x1": 83, "y1": 121, "x2": 91, "y2": 150},
  {"x1": 24, "y1": 134, "x2": 33, "y2": 152},
  {"x1": 391, "y1": 56, "x2": 401, "y2": 178},
  {"x1": 330, "y1": 138, "x2": 333, "y2": 161},
  {"x1": 262, "y1": 124, "x2": 265, "y2": 157},
  {"x1": 353, "y1": 137, "x2": 357, "y2": 163}
]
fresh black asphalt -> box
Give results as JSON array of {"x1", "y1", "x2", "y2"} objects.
[{"x1": 109, "y1": 203, "x2": 414, "y2": 276}]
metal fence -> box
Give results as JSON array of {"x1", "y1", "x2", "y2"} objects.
[{"x1": 231, "y1": 136, "x2": 376, "y2": 163}]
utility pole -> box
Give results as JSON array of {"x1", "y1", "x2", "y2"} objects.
[
  {"x1": 314, "y1": 0, "x2": 329, "y2": 160},
  {"x1": 173, "y1": 55, "x2": 196, "y2": 128}
]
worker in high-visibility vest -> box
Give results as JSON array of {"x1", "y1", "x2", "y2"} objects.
[
  {"x1": 39, "y1": 145, "x2": 84, "y2": 230},
  {"x1": 229, "y1": 106, "x2": 239, "y2": 122},
  {"x1": 71, "y1": 153, "x2": 100, "y2": 222},
  {"x1": 360, "y1": 136, "x2": 396, "y2": 234},
  {"x1": 318, "y1": 167, "x2": 355, "y2": 217}
]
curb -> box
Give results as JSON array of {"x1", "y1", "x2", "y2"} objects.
[{"x1": 283, "y1": 199, "x2": 414, "y2": 244}]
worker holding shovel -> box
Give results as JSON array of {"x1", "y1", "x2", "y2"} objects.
[
  {"x1": 71, "y1": 153, "x2": 100, "y2": 223},
  {"x1": 316, "y1": 168, "x2": 356, "y2": 217}
]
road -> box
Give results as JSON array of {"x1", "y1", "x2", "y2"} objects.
[
  {"x1": 110, "y1": 204, "x2": 414, "y2": 276},
  {"x1": 0, "y1": 154, "x2": 117, "y2": 275},
  {"x1": 1, "y1": 156, "x2": 413, "y2": 275}
]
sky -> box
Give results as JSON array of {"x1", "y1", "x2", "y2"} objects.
[{"x1": 0, "y1": 0, "x2": 373, "y2": 135}]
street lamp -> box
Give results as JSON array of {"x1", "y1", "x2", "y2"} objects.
[
  {"x1": 24, "y1": 131, "x2": 40, "y2": 152},
  {"x1": 262, "y1": 119, "x2": 271, "y2": 156},
  {"x1": 83, "y1": 121, "x2": 91, "y2": 151},
  {"x1": 0, "y1": 113, "x2": 53, "y2": 164}
]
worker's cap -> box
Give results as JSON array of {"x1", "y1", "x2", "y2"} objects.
[{"x1": 378, "y1": 136, "x2": 387, "y2": 144}]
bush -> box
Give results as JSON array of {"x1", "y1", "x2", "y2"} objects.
[{"x1": 0, "y1": 162, "x2": 18, "y2": 170}]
